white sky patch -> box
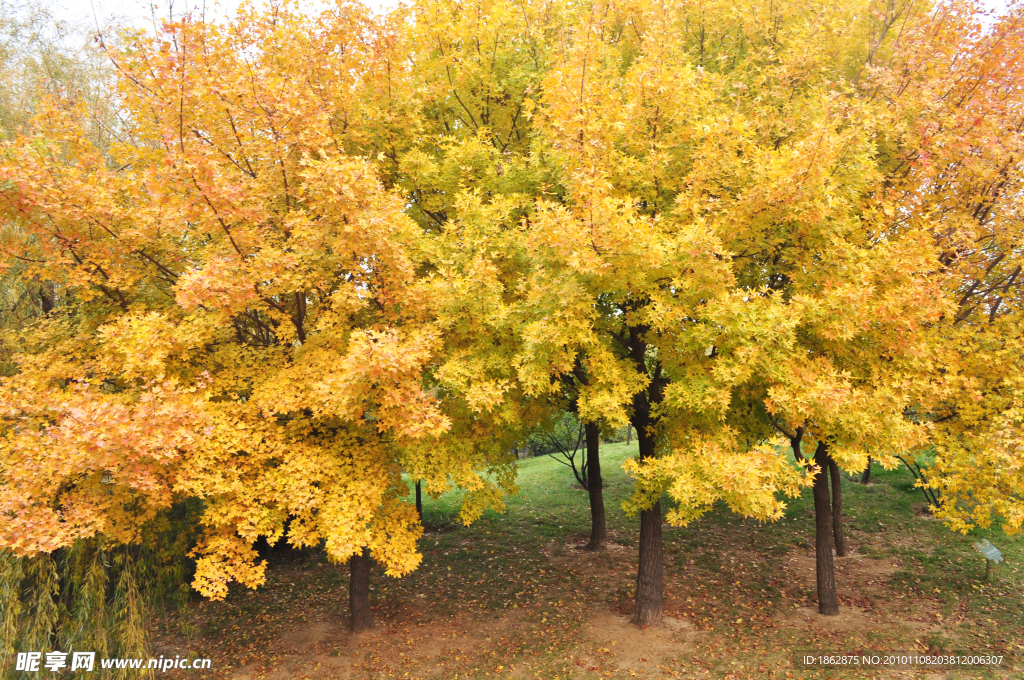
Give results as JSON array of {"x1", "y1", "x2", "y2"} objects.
[
  {"x1": 47, "y1": 0, "x2": 401, "y2": 34},
  {"x1": 40, "y1": 0, "x2": 1015, "y2": 41}
]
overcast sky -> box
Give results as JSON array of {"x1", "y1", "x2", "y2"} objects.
[
  {"x1": 43, "y1": 0, "x2": 1013, "y2": 39},
  {"x1": 51, "y1": 0, "x2": 397, "y2": 35}
]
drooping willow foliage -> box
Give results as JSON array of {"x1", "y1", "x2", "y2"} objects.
[{"x1": 0, "y1": 502, "x2": 200, "y2": 678}]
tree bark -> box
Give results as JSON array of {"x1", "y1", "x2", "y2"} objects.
[
  {"x1": 415, "y1": 480, "x2": 423, "y2": 522},
  {"x1": 584, "y1": 422, "x2": 606, "y2": 551},
  {"x1": 39, "y1": 285, "x2": 54, "y2": 315},
  {"x1": 349, "y1": 547, "x2": 373, "y2": 632},
  {"x1": 579, "y1": 424, "x2": 589, "y2": 489},
  {"x1": 631, "y1": 423, "x2": 662, "y2": 626},
  {"x1": 813, "y1": 442, "x2": 840, "y2": 615},
  {"x1": 861, "y1": 456, "x2": 872, "y2": 484},
  {"x1": 828, "y1": 458, "x2": 846, "y2": 557},
  {"x1": 626, "y1": 424, "x2": 632, "y2": 444},
  {"x1": 633, "y1": 500, "x2": 663, "y2": 626}
]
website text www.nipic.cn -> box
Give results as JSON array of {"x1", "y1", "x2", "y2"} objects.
[{"x1": 15, "y1": 651, "x2": 212, "y2": 673}]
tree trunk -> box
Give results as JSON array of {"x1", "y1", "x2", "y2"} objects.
[
  {"x1": 861, "y1": 456, "x2": 872, "y2": 484},
  {"x1": 633, "y1": 501, "x2": 663, "y2": 626},
  {"x1": 39, "y1": 285, "x2": 54, "y2": 315},
  {"x1": 626, "y1": 424, "x2": 632, "y2": 444},
  {"x1": 631, "y1": 424, "x2": 662, "y2": 626},
  {"x1": 813, "y1": 442, "x2": 839, "y2": 615},
  {"x1": 584, "y1": 422, "x2": 606, "y2": 551},
  {"x1": 624, "y1": 322, "x2": 665, "y2": 627},
  {"x1": 828, "y1": 458, "x2": 846, "y2": 557},
  {"x1": 349, "y1": 547, "x2": 373, "y2": 633},
  {"x1": 579, "y1": 428, "x2": 589, "y2": 490},
  {"x1": 415, "y1": 480, "x2": 423, "y2": 522}
]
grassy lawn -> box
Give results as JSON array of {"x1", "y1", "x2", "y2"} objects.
[{"x1": 154, "y1": 442, "x2": 1024, "y2": 679}]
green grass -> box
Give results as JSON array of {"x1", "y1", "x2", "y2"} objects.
[
  {"x1": 157, "y1": 443, "x2": 1024, "y2": 679},
  {"x1": 421, "y1": 442, "x2": 640, "y2": 539}
]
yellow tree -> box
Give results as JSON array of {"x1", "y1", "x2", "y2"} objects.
[
  {"x1": 871, "y1": 1, "x2": 1024, "y2": 537},
  {"x1": 517, "y1": 0, "x2": 1016, "y2": 622},
  {"x1": 650, "y1": 0, "x2": 956, "y2": 613},
  {"x1": 385, "y1": 0, "x2": 618, "y2": 546},
  {"x1": 607, "y1": 0, "x2": 1024, "y2": 617},
  {"x1": 0, "y1": 2, "x2": 507, "y2": 633},
  {"x1": 393, "y1": 0, "x2": 770, "y2": 588},
  {"x1": 513, "y1": 0, "x2": 828, "y2": 625}
]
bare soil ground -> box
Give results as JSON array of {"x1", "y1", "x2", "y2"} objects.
[
  {"x1": 151, "y1": 528, "x2": 1020, "y2": 679},
  {"x1": 151, "y1": 445, "x2": 1023, "y2": 679}
]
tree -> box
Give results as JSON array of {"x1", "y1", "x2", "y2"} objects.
[
  {"x1": 521, "y1": 408, "x2": 606, "y2": 550},
  {"x1": 3, "y1": 0, "x2": 1021, "y2": 641},
  {"x1": 516, "y1": 0, "x2": 1024, "y2": 623},
  {"x1": 874, "y1": 2, "x2": 1024, "y2": 538},
  {"x1": 382, "y1": 0, "x2": 611, "y2": 555},
  {"x1": 0, "y1": 2, "x2": 509, "y2": 634},
  {"x1": 658, "y1": 0, "x2": 1024, "y2": 616},
  {"x1": 525, "y1": 411, "x2": 589, "y2": 488},
  {"x1": 0, "y1": 5, "x2": 196, "y2": 667},
  {"x1": 382, "y1": 0, "x2": 1024, "y2": 593},
  {"x1": 583, "y1": 420, "x2": 606, "y2": 550},
  {"x1": 0, "y1": 0, "x2": 117, "y2": 361},
  {"x1": 509, "y1": 0, "x2": 828, "y2": 624},
  {"x1": 546, "y1": 373, "x2": 612, "y2": 549}
]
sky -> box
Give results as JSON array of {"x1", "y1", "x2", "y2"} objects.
[
  {"x1": 51, "y1": 0, "x2": 397, "y2": 35},
  {"x1": 40, "y1": 0, "x2": 1014, "y2": 41}
]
